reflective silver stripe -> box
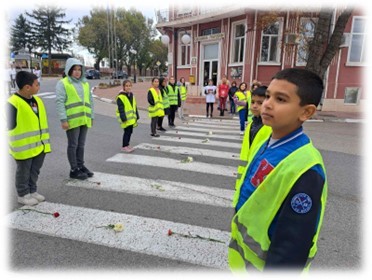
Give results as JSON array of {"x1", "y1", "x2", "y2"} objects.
[
  {"x1": 239, "y1": 160, "x2": 248, "y2": 166},
  {"x1": 234, "y1": 216, "x2": 267, "y2": 260},
  {"x1": 66, "y1": 102, "x2": 92, "y2": 110},
  {"x1": 229, "y1": 238, "x2": 260, "y2": 270},
  {"x1": 236, "y1": 173, "x2": 242, "y2": 180},
  {"x1": 9, "y1": 129, "x2": 50, "y2": 142},
  {"x1": 10, "y1": 141, "x2": 43, "y2": 152},
  {"x1": 67, "y1": 112, "x2": 92, "y2": 120},
  {"x1": 148, "y1": 108, "x2": 163, "y2": 113}
]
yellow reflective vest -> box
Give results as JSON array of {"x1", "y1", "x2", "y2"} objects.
[
  {"x1": 148, "y1": 88, "x2": 165, "y2": 117},
  {"x1": 233, "y1": 123, "x2": 272, "y2": 202},
  {"x1": 167, "y1": 84, "x2": 179, "y2": 106},
  {"x1": 62, "y1": 77, "x2": 92, "y2": 129},
  {"x1": 235, "y1": 91, "x2": 247, "y2": 112},
  {"x1": 8, "y1": 94, "x2": 51, "y2": 160},
  {"x1": 229, "y1": 142, "x2": 327, "y2": 272},
  {"x1": 179, "y1": 85, "x2": 187, "y2": 101},
  {"x1": 161, "y1": 88, "x2": 170, "y2": 109},
  {"x1": 116, "y1": 94, "x2": 138, "y2": 128}
]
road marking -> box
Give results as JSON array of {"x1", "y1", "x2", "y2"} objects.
[
  {"x1": 106, "y1": 154, "x2": 237, "y2": 177},
  {"x1": 66, "y1": 171, "x2": 233, "y2": 208},
  {"x1": 8, "y1": 202, "x2": 230, "y2": 269},
  {"x1": 134, "y1": 143, "x2": 240, "y2": 160},
  {"x1": 153, "y1": 135, "x2": 242, "y2": 149},
  {"x1": 173, "y1": 125, "x2": 242, "y2": 135},
  {"x1": 36, "y1": 92, "x2": 55, "y2": 97},
  {"x1": 165, "y1": 130, "x2": 242, "y2": 141},
  {"x1": 181, "y1": 122, "x2": 239, "y2": 130},
  {"x1": 188, "y1": 118, "x2": 239, "y2": 124}
]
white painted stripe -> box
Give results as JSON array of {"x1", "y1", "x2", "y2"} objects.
[
  {"x1": 134, "y1": 143, "x2": 240, "y2": 161},
  {"x1": 8, "y1": 202, "x2": 230, "y2": 269},
  {"x1": 189, "y1": 118, "x2": 239, "y2": 124},
  {"x1": 36, "y1": 92, "x2": 55, "y2": 97},
  {"x1": 42, "y1": 95, "x2": 56, "y2": 99},
  {"x1": 106, "y1": 154, "x2": 237, "y2": 177},
  {"x1": 165, "y1": 130, "x2": 242, "y2": 141},
  {"x1": 153, "y1": 135, "x2": 242, "y2": 149},
  {"x1": 172, "y1": 125, "x2": 242, "y2": 135},
  {"x1": 67, "y1": 171, "x2": 233, "y2": 207},
  {"x1": 188, "y1": 114, "x2": 239, "y2": 120},
  {"x1": 181, "y1": 122, "x2": 238, "y2": 130}
]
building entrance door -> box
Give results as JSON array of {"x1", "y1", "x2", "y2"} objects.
[{"x1": 202, "y1": 43, "x2": 219, "y2": 86}]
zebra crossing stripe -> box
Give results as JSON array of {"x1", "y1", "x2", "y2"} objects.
[
  {"x1": 106, "y1": 154, "x2": 237, "y2": 177},
  {"x1": 181, "y1": 122, "x2": 239, "y2": 130},
  {"x1": 36, "y1": 92, "x2": 55, "y2": 96},
  {"x1": 173, "y1": 125, "x2": 242, "y2": 135},
  {"x1": 66, "y1": 171, "x2": 233, "y2": 208},
  {"x1": 7, "y1": 202, "x2": 230, "y2": 269},
  {"x1": 188, "y1": 118, "x2": 239, "y2": 124},
  {"x1": 134, "y1": 143, "x2": 240, "y2": 160},
  {"x1": 165, "y1": 130, "x2": 242, "y2": 141},
  {"x1": 153, "y1": 135, "x2": 242, "y2": 149}
]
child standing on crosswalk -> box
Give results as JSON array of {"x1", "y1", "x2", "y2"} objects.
[
  {"x1": 7, "y1": 71, "x2": 51, "y2": 205},
  {"x1": 116, "y1": 80, "x2": 139, "y2": 153}
]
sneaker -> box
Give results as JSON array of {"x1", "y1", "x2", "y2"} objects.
[
  {"x1": 158, "y1": 127, "x2": 167, "y2": 131},
  {"x1": 30, "y1": 192, "x2": 45, "y2": 202},
  {"x1": 121, "y1": 146, "x2": 133, "y2": 153},
  {"x1": 18, "y1": 194, "x2": 39, "y2": 206},
  {"x1": 79, "y1": 165, "x2": 94, "y2": 177},
  {"x1": 70, "y1": 168, "x2": 88, "y2": 180},
  {"x1": 239, "y1": 131, "x2": 244, "y2": 136},
  {"x1": 151, "y1": 134, "x2": 160, "y2": 137}
]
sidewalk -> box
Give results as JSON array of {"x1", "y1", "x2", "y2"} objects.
[{"x1": 93, "y1": 81, "x2": 365, "y2": 123}]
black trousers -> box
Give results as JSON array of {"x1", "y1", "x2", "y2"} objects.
[
  {"x1": 169, "y1": 105, "x2": 178, "y2": 125},
  {"x1": 206, "y1": 103, "x2": 214, "y2": 116},
  {"x1": 151, "y1": 117, "x2": 158, "y2": 134},
  {"x1": 122, "y1": 125, "x2": 133, "y2": 147}
]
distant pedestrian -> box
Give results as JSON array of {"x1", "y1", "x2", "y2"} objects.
[
  {"x1": 246, "y1": 79, "x2": 261, "y2": 123},
  {"x1": 167, "y1": 76, "x2": 181, "y2": 127},
  {"x1": 10, "y1": 63, "x2": 17, "y2": 88},
  {"x1": 55, "y1": 58, "x2": 94, "y2": 180},
  {"x1": 217, "y1": 75, "x2": 229, "y2": 116},
  {"x1": 228, "y1": 80, "x2": 238, "y2": 115},
  {"x1": 34, "y1": 66, "x2": 41, "y2": 84},
  {"x1": 203, "y1": 79, "x2": 217, "y2": 118},
  {"x1": 116, "y1": 80, "x2": 139, "y2": 153},
  {"x1": 178, "y1": 77, "x2": 187, "y2": 119},
  {"x1": 147, "y1": 77, "x2": 164, "y2": 137},
  {"x1": 157, "y1": 77, "x2": 169, "y2": 131},
  {"x1": 7, "y1": 71, "x2": 51, "y2": 205},
  {"x1": 233, "y1": 82, "x2": 248, "y2": 135}
]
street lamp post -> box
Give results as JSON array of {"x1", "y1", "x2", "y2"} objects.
[
  {"x1": 27, "y1": 44, "x2": 33, "y2": 73},
  {"x1": 130, "y1": 49, "x2": 137, "y2": 83}
]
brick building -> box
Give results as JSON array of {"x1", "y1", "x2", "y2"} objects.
[{"x1": 155, "y1": 5, "x2": 365, "y2": 112}]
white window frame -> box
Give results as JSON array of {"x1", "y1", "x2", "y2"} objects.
[
  {"x1": 230, "y1": 21, "x2": 246, "y2": 65},
  {"x1": 344, "y1": 87, "x2": 361, "y2": 105},
  {"x1": 178, "y1": 31, "x2": 191, "y2": 68},
  {"x1": 296, "y1": 17, "x2": 317, "y2": 66},
  {"x1": 347, "y1": 16, "x2": 367, "y2": 66},
  {"x1": 259, "y1": 18, "x2": 283, "y2": 65}
]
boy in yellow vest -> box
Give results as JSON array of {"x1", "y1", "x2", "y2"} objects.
[
  {"x1": 233, "y1": 86, "x2": 271, "y2": 193},
  {"x1": 7, "y1": 71, "x2": 51, "y2": 206},
  {"x1": 229, "y1": 68, "x2": 327, "y2": 272}
]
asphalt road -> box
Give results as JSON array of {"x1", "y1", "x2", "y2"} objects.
[{"x1": 4, "y1": 77, "x2": 365, "y2": 276}]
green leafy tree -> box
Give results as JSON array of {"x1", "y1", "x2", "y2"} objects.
[
  {"x1": 10, "y1": 14, "x2": 32, "y2": 52},
  {"x1": 26, "y1": 6, "x2": 72, "y2": 74}
]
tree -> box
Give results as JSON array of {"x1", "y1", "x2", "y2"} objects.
[
  {"x1": 26, "y1": 6, "x2": 72, "y2": 74},
  {"x1": 305, "y1": 7, "x2": 353, "y2": 78},
  {"x1": 10, "y1": 14, "x2": 32, "y2": 52}
]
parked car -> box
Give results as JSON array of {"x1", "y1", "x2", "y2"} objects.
[
  {"x1": 85, "y1": 69, "x2": 100, "y2": 79},
  {"x1": 111, "y1": 70, "x2": 128, "y2": 79}
]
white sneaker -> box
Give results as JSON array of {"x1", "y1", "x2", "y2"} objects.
[
  {"x1": 31, "y1": 192, "x2": 45, "y2": 202},
  {"x1": 18, "y1": 194, "x2": 39, "y2": 206},
  {"x1": 239, "y1": 131, "x2": 244, "y2": 136}
]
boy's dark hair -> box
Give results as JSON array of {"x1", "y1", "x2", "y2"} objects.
[
  {"x1": 16, "y1": 71, "x2": 38, "y2": 90},
  {"x1": 252, "y1": 85, "x2": 267, "y2": 97},
  {"x1": 272, "y1": 68, "x2": 324, "y2": 106}
]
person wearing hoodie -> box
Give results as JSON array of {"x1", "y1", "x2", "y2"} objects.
[{"x1": 55, "y1": 58, "x2": 94, "y2": 180}]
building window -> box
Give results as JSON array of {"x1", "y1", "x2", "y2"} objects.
[
  {"x1": 344, "y1": 87, "x2": 360, "y2": 104},
  {"x1": 296, "y1": 18, "x2": 317, "y2": 65},
  {"x1": 231, "y1": 23, "x2": 245, "y2": 63},
  {"x1": 260, "y1": 19, "x2": 282, "y2": 63},
  {"x1": 348, "y1": 17, "x2": 366, "y2": 64},
  {"x1": 201, "y1": 28, "x2": 220, "y2": 36},
  {"x1": 179, "y1": 32, "x2": 191, "y2": 66}
]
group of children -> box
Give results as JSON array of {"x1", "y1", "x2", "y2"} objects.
[{"x1": 7, "y1": 66, "x2": 328, "y2": 272}]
